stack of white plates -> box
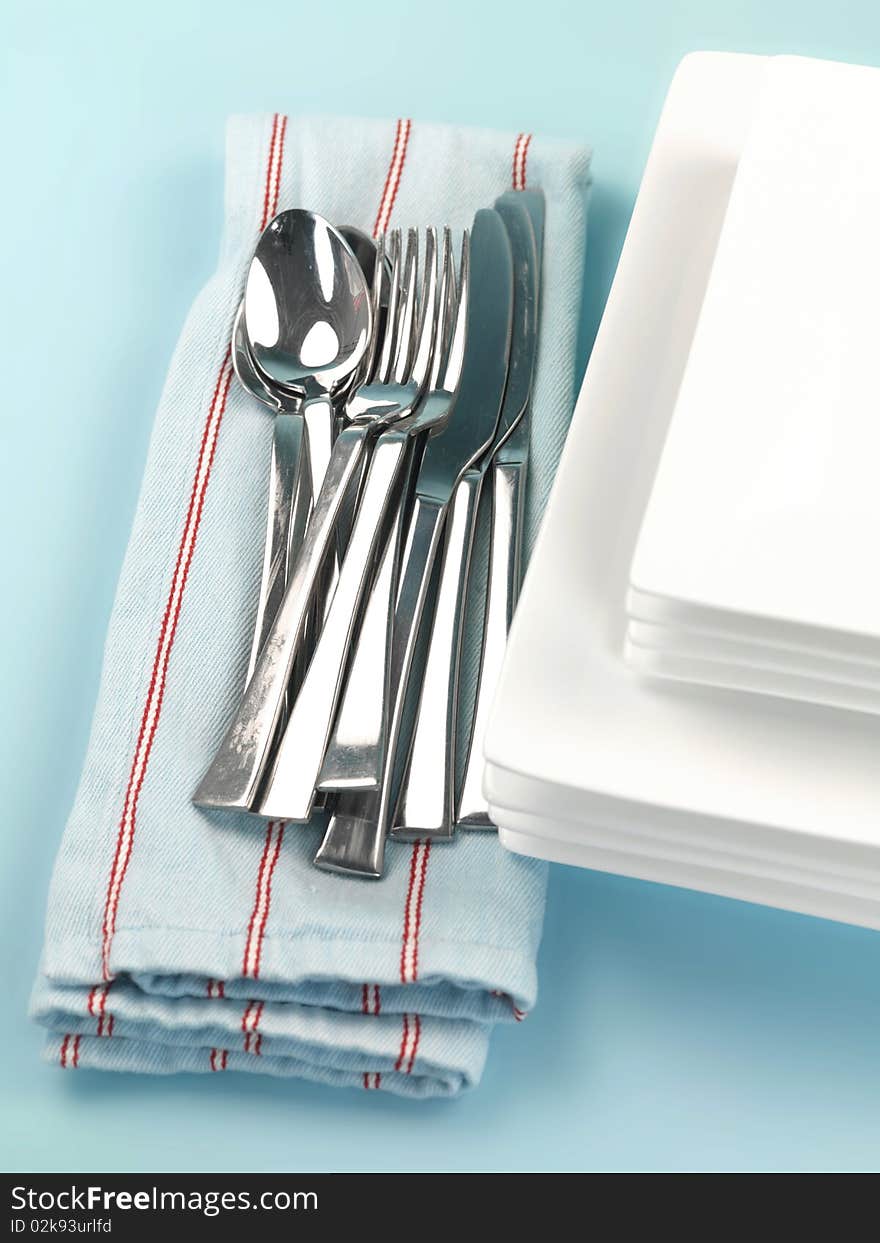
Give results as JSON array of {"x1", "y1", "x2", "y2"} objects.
[
  {"x1": 486, "y1": 51, "x2": 880, "y2": 931},
  {"x1": 625, "y1": 54, "x2": 880, "y2": 716}
]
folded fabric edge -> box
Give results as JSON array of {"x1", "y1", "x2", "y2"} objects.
[
  {"x1": 41, "y1": 1030, "x2": 479, "y2": 1099},
  {"x1": 34, "y1": 929, "x2": 538, "y2": 1022}
]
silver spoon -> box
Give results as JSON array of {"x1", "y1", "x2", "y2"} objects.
[
  {"x1": 336, "y1": 226, "x2": 381, "y2": 292},
  {"x1": 194, "y1": 230, "x2": 384, "y2": 814},
  {"x1": 232, "y1": 302, "x2": 311, "y2": 684},
  {"x1": 246, "y1": 210, "x2": 372, "y2": 510},
  {"x1": 234, "y1": 226, "x2": 381, "y2": 682}
]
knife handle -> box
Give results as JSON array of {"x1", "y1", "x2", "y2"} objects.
[
  {"x1": 391, "y1": 470, "x2": 484, "y2": 840},
  {"x1": 192, "y1": 424, "x2": 369, "y2": 812},
  {"x1": 457, "y1": 459, "x2": 527, "y2": 827}
]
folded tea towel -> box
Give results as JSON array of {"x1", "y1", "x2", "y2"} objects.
[{"x1": 31, "y1": 114, "x2": 591, "y2": 1097}]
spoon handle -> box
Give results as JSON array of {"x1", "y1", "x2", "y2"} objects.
[
  {"x1": 301, "y1": 394, "x2": 334, "y2": 502},
  {"x1": 245, "y1": 412, "x2": 311, "y2": 684},
  {"x1": 303, "y1": 394, "x2": 343, "y2": 633},
  {"x1": 193, "y1": 424, "x2": 369, "y2": 813}
]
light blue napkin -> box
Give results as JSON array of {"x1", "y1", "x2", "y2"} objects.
[{"x1": 31, "y1": 114, "x2": 591, "y2": 1097}]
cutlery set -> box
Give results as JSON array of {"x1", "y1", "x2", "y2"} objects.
[{"x1": 194, "y1": 191, "x2": 544, "y2": 877}]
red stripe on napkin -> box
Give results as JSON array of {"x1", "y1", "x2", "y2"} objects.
[
  {"x1": 260, "y1": 114, "x2": 288, "y2": 230},
  {"x1": 406, "y1": 1014, "x2": 421, "y2": 1075},
  {"x1": 88, "y1": 981, "x2": 114, "y2": 1037},
  {"x1": 99, "y1": 359, "x2": 234, "y2": 982},
  {"x1": 60, "y1": 1034, "x2": 81, "y2": 1069},
  {"x1": 361, "y1": 983, "x2": 381, "y2": 1015},
  {"x1": 512, "y1": 132, "x2": 533, "y2": 190},
  {"x1": 372, "y1": 119, "x2": 412, "y2": 238},
  {"x1": 394, "y1": 1014, "x2": 409, "y2": 1071},
  {"x1": 241, "y1": 821, "x2": 285, "y2": 979},
  {"x1": 99, "y1": 114, "x2": 287, "y2": 983},
  {"x1": 242, "y1": 999, "x2": 265, "y2": 1055},
  {"x1": 492, "y1": 989, "x2": 528, "y2": 1021},
  {"x1": 399, "y1": 839, "x2": 431, "y2": 984},
  {"x1": 394, "y1": 1013, "x2": 421, "y2": 1075}
]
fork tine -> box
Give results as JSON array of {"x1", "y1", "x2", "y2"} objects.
[
  {"x1": 390, "y1": 228, "x2": 419, "y2": 384},
  {"x1": 409, "y1": 227, "x2": 439, "y2": 389},
  {"x1": 437, "y1": 229, "x2": 469, "y2": 393},
  {"x1": 427, "y1": 228, "x2": 454, "y2": 392},
  {"x1": 376, "y1": 230, "x2": 402, "y2": 384}
]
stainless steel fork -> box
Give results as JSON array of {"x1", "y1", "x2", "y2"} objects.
[{"x1": 317, "y1": 229, "x2": 463, "y2": 794}]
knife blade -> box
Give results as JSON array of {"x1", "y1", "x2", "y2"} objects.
[
  {"x1": 456, "y1": 190, "x2": 545, "y2": 829},
  {"x1": 388, "y1": 207, "x2": 515, "y2": 840}
]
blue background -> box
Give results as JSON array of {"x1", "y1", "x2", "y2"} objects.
[{"x1": 5, "y1": 0, "x2": 880, "y2": 1173}]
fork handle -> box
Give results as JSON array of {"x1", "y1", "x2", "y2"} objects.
[
  {"x1": 316, "y1": 500, "x2": 400, "y2": 792},
  {"x1": 317, "y1": 440, "x2": 418, "y2": 791},
  {"x1": 257, "y1": 431, "x2": 411, "y2": 822},
  {"x1": 315, "y1": 493, "x2": 447, "y2": 873},
  {"x1": 391, "y1": 470, "x2": 484, "y2": 840},
  {"x1": 313, "y1": 788, "x2": 385, "y2": 878},
  {"x1": 192, "y1": 424, "x2": 370, "y2": 812},
  {"x1": 456, "y1": 459, "x2": 527, "y2": 827}
]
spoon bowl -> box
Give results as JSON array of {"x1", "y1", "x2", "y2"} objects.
[
  {"x1": 246, "y1": 210, "x2": 372, "y2": 394},
  {"x1": 337, "y1": 225, "x2": 380, "y2": 291},
  {"x1": 236, "y1": 225, "x2": 384, "y2": 406},
  {"x1": 231, "y1": 301, "x2": 293, "y2": 411}
]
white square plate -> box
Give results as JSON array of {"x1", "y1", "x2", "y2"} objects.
[
  {"x1": 628, "y1": 56, "x2": 880, "y2": 660},
  {"x1": 497, "y1": 822, "x2": 880, "y2": 931},
  {"x1": 623, "y1": 625, "x2": 880, "y2": 716},
  {"x1": 484, "y1": 758, "x2": 880, "y2": 879},
  {"x1": 485, "y1": 51, "x2": 880, "y2": 877},
  {"x1": 493, "y1": 805, "x2": 880, "y2": 901}
]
